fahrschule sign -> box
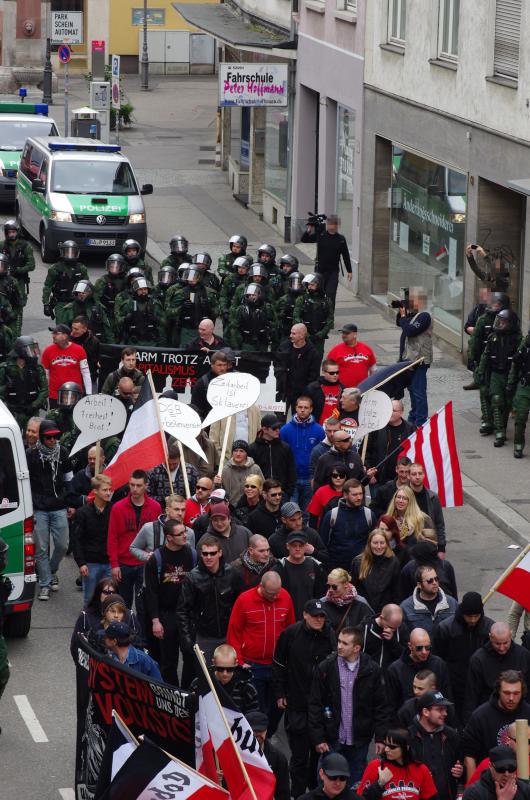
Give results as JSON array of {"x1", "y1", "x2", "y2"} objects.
[{"x1": 219, "y1": 63, "x2": 288, "y2": 107}]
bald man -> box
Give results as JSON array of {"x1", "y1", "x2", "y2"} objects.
[
  {"x1": 231, "y1": 534, "x2": 277, "y2": 588},
  {"x1": 277, "y1": 323, "x2": 321, "y2": 411},
  {"x1": 362, "y1": 603, "x2": 409, "y2": 671},
  {"x1": 189, "y1": 318, "x2": 225, "y2": 353},
  {"x1": 464, "y1": 621, "x2": 530, "y2": 721}
]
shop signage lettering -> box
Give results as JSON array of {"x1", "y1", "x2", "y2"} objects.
[
  {"x1": 219, "y1": 64, "x2": 288, "y2": 107},
  {"x1": 402, "y1": 195, "x2": 454, "y2": 233}
]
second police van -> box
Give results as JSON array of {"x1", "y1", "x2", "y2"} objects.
[
  {"x1": 0, "y1": 101, "x2": 58, "y2": 202},
  {"x1": 16, "y1": 137, "x2": 152, "y2": 262}
]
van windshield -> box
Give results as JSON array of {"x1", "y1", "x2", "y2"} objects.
[
  {"x1": 51, "y1": 160, "x2": 138, "y2": 195},
  {"x1": 0, "y1": 120, "x2": 58, "y2": 150}
]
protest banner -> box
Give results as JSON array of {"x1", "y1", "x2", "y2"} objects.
[
  {"x1": 74, "y1": 634, "x2": 193, "y2": 800},
  {"x1": 158, "y1": 397, "x2": 207, "y2": 462},
  {"x1": 70, "y1": 394, "x2": 127, "y2": 458}
]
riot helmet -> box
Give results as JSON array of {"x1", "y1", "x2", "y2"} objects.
[
  {"x1": 493, "y1": 308, "x2": 517, "y2": 333},
  {"x1": 0, "y1": 536, "x2": 8, "y2": 572},
  {"x1": 170, "y1": 235, "x2": 189, "y2": 255},
  {"x1": 289, "y1": 272, "x2": 304, "y2": 293},
  {"x1": 59, "y1": 240, "x2": 80, "y2": 263},
  {"x1": 122, "y1": 239, "x2": 141, "y2": 262},
  {"x1": 132, "y1": 276, "x2": 151, "y2": 294},
  {"x1": 257, "y1": 244, "x2": 276, "y2": 263},
  {"x1": 193, "y1": 252, "x2": 212, "y2": 270},
  {"x1": 234, "y1": 255, "x2": 252, "y2": 275},
  {"x1": 57, "y1": 381, "x2": 83, "y2": 408},
  {"x1": 0, "y1": 253, "x2": 9, "y2": 276},
  {"x1": 249, "y1": 263, "x2": 268, "y2": 284},
  {"x1": 182, "y1": 266, "x2": 202, "y2": 286},
  {"x1": 244, "y1": 283, "x2": 264, "y2": 305},
  {"x1": 303, "y1": 273, "x2": 323, "y2": 292},
  {"x1": 106, "y1": 253, "x2": 126, "y2": 277},
  {"x1": 489, "y1": 292, "x2": 510, "y2": 313},
  {"x1": 229, "y1": 235, "x2": 247, "y2": 254},
  {"x1": 72, "y1": 280, "x2": 93, "y2": 301},
  {"x1": 4, "y1": 219, "x2": 19, "y2": 241},
  {"x1": 126, "y1": 267, "x2": 144, "y2": 286},
  {"x1": 279, "y1": 254, "x2": 299, "y2": 274},
  {"x1": 13, "y1": 336, "x2": 40, "y2": 361},
  {"x1": 158, "y1": 265, "x2": 177, "y2": 287},
  {"x1": 177, "y1": 264, "x2": 192, "y2": 284}
]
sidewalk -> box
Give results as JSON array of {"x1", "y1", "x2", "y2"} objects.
[{"x1": 21, "y1": 74, "x2": 530, "y2": 546}]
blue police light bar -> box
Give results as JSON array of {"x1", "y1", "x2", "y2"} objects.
[
  {"x1": 47, "y1": 141, "x2": 121, "y2": 153},
  {"x1": 0, "y1": 102, "x2": 48, "y2": 115}
]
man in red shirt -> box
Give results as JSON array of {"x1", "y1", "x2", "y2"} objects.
[
  {"x1": 327, "y1": 324, "x2": 376, "y2": 388},
  {"x1": 305, "y1": 359, "x2": 345, "y2": 425},
  {"x1": 227, "y1": 571, "x2": 294, "y2": 727},
  {"x1": 41, "y1": 324, "x2": 91, "y2": 408},
  {"x1": 107, "y1": 469, "x2": 162, "y2": 611}
]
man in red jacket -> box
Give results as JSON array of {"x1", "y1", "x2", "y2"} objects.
[
  {"x1": 107, "y1": 469, "x2": 162, "y2": 611},
  {"x1": 227, "y1": 571, "x2": 294, "y2": 730}
]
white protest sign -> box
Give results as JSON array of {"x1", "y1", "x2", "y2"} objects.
[
  {"x1": 158, "y1": 398, "x2": 207, "y2": 462},
  {"x1": 202, "y1": 372, "x2": 261, "y2": 428},
  {"x1": 70, "y1": 394, "x2": 127, "y2": 456},
  {"x1": 353, "y1": 390, "x2": 393, "y2": 442}
]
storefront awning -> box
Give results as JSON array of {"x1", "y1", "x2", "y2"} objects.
[
  {"x1": 508, "y1": 178, "x2": 530, "y2": 195},
  {"x1": 173, "y1": 3, "x2": 296, "y2": 57}
]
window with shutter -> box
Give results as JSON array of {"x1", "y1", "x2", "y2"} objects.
[{"x1": 493, "y1": 0, "x2": 522, "y2": 80}]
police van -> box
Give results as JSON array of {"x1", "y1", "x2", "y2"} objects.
[
  {"x1": 0, "y1": 401, "x2": 36, "y2": 637},
  {"x1": 16, "y1": 137, "x2": 152, "y2": 262},
  {"x1": 0, "y1": 102, "x2": 58, "y2": 202}
]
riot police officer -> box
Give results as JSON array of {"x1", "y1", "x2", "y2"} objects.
[
  {"x1": 476, "y1": 309, "x2": 521, "y2": 446},
  {"x1": 276, "y1": 271, "x2": 304, "y2": 341},
  {"x1": 230, "y1": 283, "x2": 278, "y2": 351},
  {"x1": 161, "y1": 234, "x2": 190, "y2": 269},
  {"x1": 169, "y1": 266, "x2": 218, "y2": 347},
  {"x1": 122, "y1": 238, "x2": 153, "y2": 282},
  {"x1": 219, "y1": 255, "x2": 252, "y2": 335},
  {"x1": 278, "y1": 253, "x2": 300, "y2": 293},
  {"x1": 93, "y1": 254, "x2": 128, "y2": 335},
  {"x1": 42, "y1": 240, "x2": 88, "y2": 323},
  {"x1": 508, "y1": 325, "x2": 530, "y2": 458},
  {"x1": 193, "y1": 252, "x2": 220, "y2": 292},
  {"x1": 0, "y1": 336, "x2": 48, "y2": 431},
  {"x1": 57, "y1": 280, "x2": 113, "y2": 342},
  {"x1": 217, "y1": 234, "x2": 248, "y2": 282},
  {"x1": 468, "y1": 292, "x2": 511, "y2": 380},
  {"x1": 293, "y1": 273, "x2": 334, "y2": 358},
  {"x1": 233, "y1": 263, "x2": 277, "y2": 307},
  {"x1": 0, "y1": 253, "x2": 23, "y2": 314},
  {"x1": 0, "y1": 537, "x2": 12, "y2": 733},
  {"x1": 0, "y1": 219, "x2": 35, "y2": 337},
  {"x1": 46, "y1": 381, "x2": 83, "y2": 452},
  {"x1": 114, "y1": 267, "x2": 146, "y2": 321},
  {"x1": 117, "y1": 276, "x2": 164, "y2": 345},
  {"x1": 153, "y1": 265, "x2": 177, "y2": 304},
  {"x1": 257, "y1": 243, "x2": 282, "y2": 298}
]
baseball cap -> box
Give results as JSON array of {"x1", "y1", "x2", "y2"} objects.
[
  {"x1": 321, "y1": 752, "x2": 350, "y2": 778},
  {"x1": 341, "y1": 323, "x2": 358, "y2": 333},
  {"x1": 490, "y1": 745, "x2": 517, "y2": 770},
  {"x1": 261, "y1": 413, "x2": 281, "y2": 429},
  {"x1": 281, "y1": 501, "x2": 301, "y2": 518},
  {"x1": 104, "y1": 621, "x2": 131, "y2": 644},
  {"x1": 210, "y1": 489, "x2": 226, "y2": 503},
  {"x1": 286, "y1": 531, "x2": 307, "y2": 545},
  {"x1": 210, "y1": 502, "x2": 230, "y2": 518},
  {"x1": 246, "y1": 711, "x2": 269, "y2": 732},
  {"x1": 49, "y1": 324, "x2": 71, "y2": 334},
  {"x1": 304, "y1": 599, "x2": 326, "y2": 617},
  {"x1": 417, "y1": 690, "x2": 453, "y2": 711}
]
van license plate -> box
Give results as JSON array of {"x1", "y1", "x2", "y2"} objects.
[{"x1": 86, "y1": 238, "x2": 116, "y2": 247}]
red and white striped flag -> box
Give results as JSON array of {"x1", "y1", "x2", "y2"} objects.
[
  {"x1": 496, "y1": 551, "x2": 530, "y2": 611},
  {"x1": 399, "y1": 401, "x2": 463, "y2": 508}
]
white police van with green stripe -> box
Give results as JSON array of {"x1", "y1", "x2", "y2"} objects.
[
  {"x1": 16, "y1": 138, "x2": 152, "y2": 262},
  {"x1": 0, "y1": 102, "x2": 58, "y2": 202}
]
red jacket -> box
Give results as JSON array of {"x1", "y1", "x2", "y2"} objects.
[
  {"x1": 107, "y1": 494, "x2": 162, "y2": 568},
  {"x1": 227, "y1": 586, "x2": 295, "y2": 665}
]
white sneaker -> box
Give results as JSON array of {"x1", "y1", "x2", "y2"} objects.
[
  {"x1": 38, "y1": 586, "x2": 50, "y2": 601},
  {"x1": 50, "y1": 575, "x2": 59, "y2": 592}
]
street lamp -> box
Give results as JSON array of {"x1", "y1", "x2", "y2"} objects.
[
  {"x1": 140, "y1": 0, "x2": 149, "y2": 90},
  {"x1": 42, "y1": 1, "x2": 53, "y2": 105}
]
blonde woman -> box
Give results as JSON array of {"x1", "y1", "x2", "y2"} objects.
[
  {"x1": 320, "y1": 567, "x2": 373, "y2": 632},
  {"x1": 351, "y1": 529, "x2": 401, "y2": 613},
  {"x1": 386, "y1": 486, "x2": 433, "y2": 548},
  {"x1": 234, "y1": 474, "x2": 263, "y2": 526}
]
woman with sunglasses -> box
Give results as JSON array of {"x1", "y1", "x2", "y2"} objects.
[
  {"x1": 321, "y1": 567, "x2": 373, "y2": 633},
  {"x1": 307, "y1": 463, "x2": 348, "y2": 528},
  {"x1": 233, "y1": 475, "x2": 263, "y2": 526},
  {"x1": 358, "y1": 728, "x2": 437, "y2": 800},
  {"x1": 377, "y1": 515, "x2": 408, "y2": 567},
  {"x1": 386, "y1": 487, "x2": 433, "y2": 551},
  {"x1": 351, "y1": 529, "x2": 401, "y2": 613}
]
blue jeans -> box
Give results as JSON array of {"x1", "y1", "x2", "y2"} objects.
[
  {"x1": 34, "y1": 509, "x2": 69, "y2": 588},
  {"x1": 82, "y1": 563, "x2": 112, "y2": 608},
  {"x1": 408, "y1": 364, "x2": 429, "y2": 427},
  {"x1": 119, "y1": 563, "x2": 145, "y2": 617},
  {"x1": 292, "y1": 479, "x2": 313, "y2": 513}
]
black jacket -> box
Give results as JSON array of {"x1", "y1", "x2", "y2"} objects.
[
  {"x1": 308, "y1": 652, "x2": 389, "y2": 746},
  {"x1": 386, "y1": 651, "x2": 452, "y2": 716},
  {"x1": 248, "y1": 436, "x2": 296, "y2": 496},
  {"x1": 463, "y1": 769, "x2": 530, "y2": 800},
  {"x1": 67, "y1": 465, "x2": 94, "y2": 509},
  {"x1": 409, "y1": 717, "x2": 461, "y2": 800},
  {"x1": 276, "y1": 339, "x2": 321, "y2": 406},
  {"x1": 269, "y1": 523, "x2": 328, "y2": 566},
  {"x1": 143, "y1": 545, "x2": 195, "y2": 619},
  {"x1": 351, "y1": 554, "x2": 402, "y2": 614},
  {"x1": 298, "y1": 788, "x2": 356, "y2": 800},
  {"x1": 313, "y1": 446, "x2": 364, "y2": 490},
  {"x1": 305, "y1": 377, "x2": 345, "y2": 424},
  {"x1": 247, "y1": 501, "x2": 283, "y2": 539},
  {"x1": 321, "y1": 596, "x2": 374, "y2": 634},
  {"x1": 272, "y1": 557, "x2": 328, "y2": 619},
  {"x1": 464, "y1": 641, "x2": 530, "y2": 721},
  {"x1": 433, "y1": 611, "x2": 494, "y2": 711},
  {"x1": 400, "y1": 551, "x2": 458, "y2": 601},
  {"x1": 398, "y1": 695, "x2": 458, "y2": 729},
  {"x1": 190, "y1": 666, "x2": 259, "y2": 716},
  {"x1": 461, "y1": 694, "x2": 530, "y2": 762},
  {"x1": 361, "y1": 614, "x2": 409, "y2": 670},
  {"x1": 273, "y1": 619, "x2": 336, "y2": 710},
  {"x1": 26, "y1": 444, "x2": 72, "y2": 510},
  {"x1": 71, "y1": 501, "x2": 112, "y2": 567},
  {"x1": 230, "y1": 553, "x2": 278, "y2": 589},
  {"x1": 365, "y1": 420, "x2": 415, "y2": 484},
  {"x1": 370, "y1": 479, "x2": 402, "y2": 520},
  {"x1": 191, "y1": 369, "x2": 218, "y2": 420},
  {"x1": 175, "y1": 559, "x2": 244, "y2": 649},
  {"x1": 301, "y1": 229, "x2": 352, "y2": 274},
  {"x1": 263, "y1": 739, "x2": 290, "y2": 800}
]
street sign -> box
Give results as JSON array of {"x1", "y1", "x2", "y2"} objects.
[
  {"x1": 219, "y1": 63, "x2": 288, "y2": 107},
  {"x1": 111, "y1": 55, "x2": 121, "y2": 111},
  {"x1": 58, "y1": 45, "x2": 71, "y2": 64},
  {"x1": 51, "y1": 11, "x2": 83, "y2": 45}
]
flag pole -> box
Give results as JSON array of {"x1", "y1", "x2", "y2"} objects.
[
  {"x1": 147, "y1": 370, "x2": 175, "y2": 497},
  {"x1": 193, "y1": 643, "x2": 259, "y2": 800},
  {"x1": 176, "y1": 439, "x2": 190, "y2": 500},
  {"x1": 217, "y1": 415, "x2": 232, "y2": 478},
  {"x1": 112, "y1": 709, "x2": 140, "y2": 746},
  {"x1": 94, "y1": 439, "x2": 102, "y2": 476},
  {"x1": 360, "y1": 357, "x2": 424, "y2": 397},
  {"x1": 482, "y1": 542, "x2": 530, "y2": 605}
]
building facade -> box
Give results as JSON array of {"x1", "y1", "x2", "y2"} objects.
[{"x1": 360, "y1": 0, "x2": 530, "y2": 350}]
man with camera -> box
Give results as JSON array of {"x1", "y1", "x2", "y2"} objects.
[
  {"x1": 396, "y1": 287, "x2": 432, "y2": 428},
  {"x1": 301, "y1": 214, "x2": 352, "y2": 307}
]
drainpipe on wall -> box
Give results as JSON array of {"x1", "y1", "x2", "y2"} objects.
[{"x1": 283, "y1": 4, "x2": 297, "y2": 243}]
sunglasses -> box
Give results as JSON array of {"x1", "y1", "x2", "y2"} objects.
[
  {"x1": 335, "y1": 438, "x2": 350, "y2": 443},
  {"x1": 202, "y1": 551, "x2": 219, "y2": 558},
  {"x1": 424, "y1": 577, "x2": 439, "y2": 585},
  {"x1": 101, "y1": 588, "x2": 115, "y2": 595},
  {"x1": 327, "y1": 583, "x2": 339, "y2": 590},
  {"x1": 326, "y1": 370, "x2": 339, "y2": 376},
  {"x1": 414, "y1": 645, "x2": 432, "y2": 651},
  {"x1": 196, "y1": 486, "x2": 210, "y2": 491},
  {"x1": 268, "y1": 491, "x2": 282, "y2": 497},
  {"x1": 331, "y1": 472, "x2": 345, "y2": 478},
  {"x1": 214, "y1": 666, "x2": 236, "y2": 673},
  {"x1": 244, "y1": 484, "x2": 259, "y2": 489},
  {"x1": 323, "y1": 774, "x2": 348, "y2": 782},
  {"x1": 383, "y1": 743, "x2": 400, "y2": 750},
  {"x1": 494, "y1": 766, "x2": 517, "y2": 774},
  {"x1": 166, "y1": 531, "x2": 185, "y2": 538}
]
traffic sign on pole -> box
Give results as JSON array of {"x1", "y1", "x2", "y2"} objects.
[
  {"x1": 58, "y1": 44, "x2": 71, "y2": 64},
  {"x1": 58, "y1": 45, "x2": 72, "y2": 136}
]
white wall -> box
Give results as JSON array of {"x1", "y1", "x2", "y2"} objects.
[
  {"x1": 236, "y1": 0, "x2": 292, "y2": 33},
  {"x1": 365, "y1": 0, "x2": 530, "y2": 143}
]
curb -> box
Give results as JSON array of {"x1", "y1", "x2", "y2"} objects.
[
  {"x1": 145, "y1": 237, "x2": 167, "y2": 269},
  {"x1": 462, "y1": 471, "x2": 530, "y2": 548}
]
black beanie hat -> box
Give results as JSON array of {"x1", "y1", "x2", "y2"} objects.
[
  {"x1": 459, "y1": 591, "x2": 483, "y2": 615},
  {"x1": 232, "y1": 439, "x2": 249, "y2": 454}
]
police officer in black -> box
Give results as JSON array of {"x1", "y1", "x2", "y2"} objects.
[
  {"x1": 278, "y1": 253, "x2": 300, "y2": 292},
  {"x1": 276, "y1": 272, "x2": 304, "y2": 342},
  {"x1": 0, "y1": 537, "x2": 12, "y2": 734},
  {"x1": 153, "y1": 265, "x2": 177, "y2": 304},
  {"x1": 193, "y1": 252, "x2": 221, "y2": 292},
  {"x1": 231, "y1": 283, "x2": 278, "y2": 352},
  {"x1": 161, "y1": 235, "x2": 190, "y2": 269},
  {"x1": 42, "y1": 241, "x2": 88, "y2": 322},
  {"x1": 93, "y1": 253, "x2": 128, "y2": 336},
  {"x1": 468, "y1": 292, "x2": 512, "y2": 399},
  {"x1": 301, "y1": 213, "x2": 352, "y2": 307},
  {"x1": 175, "y1": 266, "x2": 218, "y2": 347},
  {"x1": 0, "y1": 336, "x2": 48, "y2": 431}
]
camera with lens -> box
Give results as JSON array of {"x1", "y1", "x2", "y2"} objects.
[
  {"x1": 390, "y1": 287, "x2": 410, "y2": 310},
  {"x1": 307, "y1": 211, "x2": 327, "y2": 235}
]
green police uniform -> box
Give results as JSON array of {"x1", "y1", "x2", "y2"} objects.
[
  {"x1": 171, "y1": 284, "x2": 218, "y2": 347},
  {"x1": 293, "y1": 290, "x2": 334, "y2": 358},
  {"x1": 1, "y1": 238, "x2": 35, "y2": 336},
  {"x1": 229, "y1": 300, "x2": 278, "y2": 351},
  {"x1": 508, "y1": 332, "x2": 530, "y2": 457},
  {"x1": 233, "y1": 280, "x2": 277, "y2": 309},
  {"x1": 42, "y1": 260, "x2": 89, "y2": 323},
  {"x1": 0, "y1": 356, "x2": 48, "y2": 431},
  {"x1": 476, "y1": 322, "x2": 521, "y2": 446},
  {"x1": 93, "y1": 274, "x2": 128, "y2": 337},
  {"x1": 217, "y1": 252, "x2": 237, "y2": 284},
  {"x1": 124, "y1": 257, "x2": 153, "y2": 283},
  {"x1": 276, "y1": 290, "x2": 302, "y2": 341},
  {"x1": 161, "y1": 253, "x2": 189, "y2": 269},
  {"x1": 56, "y1": 298, "x2": 114, "y2": 343},
  {"x1": 116, "y1": 294, "x2": 165, "y2": 346}
]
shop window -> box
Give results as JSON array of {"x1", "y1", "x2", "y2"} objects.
[
  {"x1": 438, "y1": 0, "x2": 460, "y2": 61},
  {"x1": 336, "y1": 106, "x2": 355, "y2": 246},
  {"x1": 389, "y1": 145, "x2": 467, "y2": 333},
  {"x1": 388, "y1": 0, "x2": 406, "y2": 46},
  {"x1": 264, "y1": 107, "x2": 289, "y2": 204}
]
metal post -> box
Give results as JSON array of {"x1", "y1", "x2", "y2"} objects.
[
  {"x1": 42, "y1": 2, "x2": 53, "y2": 105},
  {"x1": 140, "y1": 0, "x2": 149, "y2": 91},
  {"x1": 64, "y1": 62, "x2": 69, "y2": 136}
]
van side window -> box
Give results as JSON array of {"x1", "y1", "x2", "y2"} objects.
[
  {"x1": 39, "y1": 158, "x2": 49, "y2": 187},
  {"x1": 28, "y1": 147, "x2": 43, "y2": 181},
  {"x1": 0, "y1": 438, "x2": 19, "y2": 514},
  {"x1": 19, "y1": 143, "x2": 33, "y2": 179}
]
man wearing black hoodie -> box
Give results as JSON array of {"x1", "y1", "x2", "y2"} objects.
[
  {"x1": 248, "y1": 415, "x2": 296, "y2": 497},
  {"x1": 361, "y1": 604, "x2": 409, "y2": 671},
  {"x1": 463, "y1": 745, "x2": 530, "y2": 800},
  {"x1": 463, "y1": 622, "x2": 530, "y2": 722},
  {"x1": 276, "y1": 323, "x2": 321, "y2": 412},
  {"x1": 268, "y1": 502, "x2": 328, "y2": 565},
  {"x1": 434, "y1": 592, "x2": 494, "y2": 724},
  {"x1": 247, "y1": 479, "x2": 284, "y2": 539}
]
